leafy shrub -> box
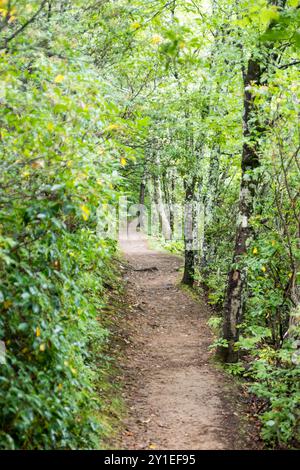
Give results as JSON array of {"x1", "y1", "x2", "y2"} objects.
[
  {"x1": 232, "y1": 325, "x2": 300, "y2": 447},
  {"x1": 0, "y1": 2, "x2": 123, "y2": 449}
]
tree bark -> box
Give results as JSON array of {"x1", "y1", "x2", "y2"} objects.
[
  {"x1": 169, "y1": 171, "x2": 175, "y2": 238},
  {"x1": 218, "y1": 0, "x2": 288, "y2": 362},
  {"x1": 218, "y1": 58, "x2": 262, "y2": 362},
  {"x1": 201, "y1": 147, "x2": 220, "y2": 269},
  {"x1": 153, "y1": 155, "x2": 171, "y2": 240},
  {"x1": 136, "y1": 170, "x2": 146, "y2": 231},
  {"x1": 182, "y1": 177, "x2": 197, "y2": 286}
]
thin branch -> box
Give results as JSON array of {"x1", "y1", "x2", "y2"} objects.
[
  {"x1": 3, "y1": 0, "x2": 48, "y2": 48},
  {"x1": 132, "y1": 0, "x2": 176, "y2": 34},
  {"x1": 278, "y1": 60, "x2": 300, "y2": 70}
]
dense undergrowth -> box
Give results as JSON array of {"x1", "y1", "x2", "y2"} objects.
[
  {"x1": 1, "y1": 0, "x2": 300, "y2": 450},
  {"x1": 158, "y1": 236, "x2": 300, "y2": 448},
  {"x1": 0, "y1": 1, "x2": 127, "y2": 449}
]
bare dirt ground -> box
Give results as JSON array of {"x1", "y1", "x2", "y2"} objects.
[{"x1": 115, "y1": 224, "x2": 255, "y2": 450}]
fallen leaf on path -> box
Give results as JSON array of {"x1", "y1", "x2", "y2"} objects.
[
  {"x1": 139, "y1": 418, "x2": 151, "y2": 424},
  {"x1": 148, "y1": 443, "x2": 157, "y2": 449}
]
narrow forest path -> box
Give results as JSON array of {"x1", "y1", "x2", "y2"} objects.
[{"x1": 116, "y1": 224, "x2": 253, "y2": 450}]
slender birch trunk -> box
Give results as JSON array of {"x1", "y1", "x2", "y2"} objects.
[
  {"x1": 137, "y1": 169, "x2": 146, "y2": 231},
  {"x1": 219, "y1": 58, "x2": 262, "y2": 362},
  {"x1": 153, "y1": 154, "x2": 171, "y2": 240},
  {"x1": 182, "y1": 177, "x2": 197, "y2": 286},
  {"x1": 219, "y1": 0, "x2": 285, "y2": 362}
]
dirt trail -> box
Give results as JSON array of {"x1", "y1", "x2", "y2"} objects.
[{"x1": 117, "y1": 225, "x2": 252, "y2": 450}]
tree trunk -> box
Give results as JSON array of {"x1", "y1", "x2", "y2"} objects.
[
  {"x1": 153, "y1": 155, "x2": 171, "y2": 240},
  {"x1": 218, "y1": 0, "x2": 288, "y2": 362},
  {"x1": 169, "y1": 171, "x2": 175, "y2": 238},
  {"x1": 182, "y1": 177, "x2": 197, "y2": 286},
  {"x1": 201, "y1": 147, "x2": 220, "y2": 269},
  {"x1": 137, "y1": 170, "x2": 146, "y2": 231},
  {"x1": 218, "y1": 58, "x2": 262, "y2": 362}
]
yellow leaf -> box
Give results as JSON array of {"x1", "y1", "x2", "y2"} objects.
[
  {"x1": 54, "y1": 74, "x2": 65, "y2": 84},
  {"x1": 130, "y1": 21, "x2": 141, "y2": 30},
  {"x1": 120, "y1": 157, "x2": 126, "y2": 167},
  {"x1": 36, "y1": 326, "x2": 41, "y2": 337},
  {"x1": 31, "y1": 159, "x2": 45, "y2": 169},
  {"x1": 47, "y1": 122, "x2": 54, "y2": 131},
  {"x1": 149, "y1": 443, "x2": 157, "y2": 449},
  {"x1": 39, "y1": 343, "x2": 46, "y2": 352},
  {"x1": 80, "y1": 204, "x2": 90, "y2": 221},
  {"x1": 3, "y1": 300, "x2": 12, "y2": 309},
  {"x1": 97, "y1": 147, "x2": 105, "y2": 155},
  {"x1": 271, "y1": 240, "x2": 276, "y2": 246},
  {"x1": 252, "y1": 247, "x2": 258, "y2": 255},
  {"x1": 106, "y1": 123, "x2": 120, "y2": 132},
  {"x1": 261, "y1": 266, "x2": 266, "y2": 273},
  {"x1": 151, "y1": 34, "x2": 163, "y2": 45}
]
